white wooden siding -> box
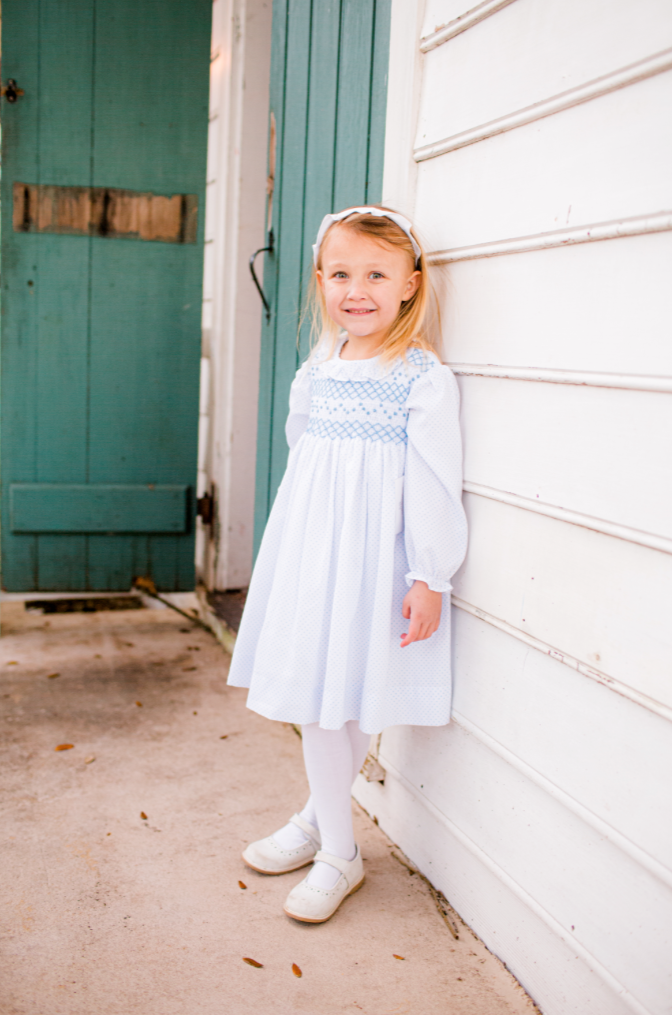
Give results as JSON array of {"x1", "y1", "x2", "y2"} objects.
[{"x1": 356, "y1": 2, "x2": 672, "y2": 1013}]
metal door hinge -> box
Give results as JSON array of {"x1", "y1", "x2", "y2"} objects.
[
  {"x1": 197, "y1": 488, "x2": 215, "y2": 526},
  {"x1": 2, "y1": 79, "x2": 25, "y2": 102}
]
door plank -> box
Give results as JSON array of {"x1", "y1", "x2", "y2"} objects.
[
  {"x1": 253, "y1": 0, "x2": 392, "y2": 554},
  {"x1": 333, "y1": 0, "x2": 375, "y2": 210}
]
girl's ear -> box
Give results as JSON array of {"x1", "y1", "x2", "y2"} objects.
[
  {"x1": 402, "y1": 270, "x2": 421, "y2": 303},
  {"x1": 315, "y1": 269, "x2": 325, "y2": 292}
]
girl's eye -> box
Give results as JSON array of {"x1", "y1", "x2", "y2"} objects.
[
  {"x1": 334, "y1": 271, "x2": 348, "y2": 279},
  {"x1": 369, "y1": 272, "x2": 384, "y2": 280}
]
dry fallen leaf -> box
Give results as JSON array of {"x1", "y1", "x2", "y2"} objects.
[
  {"x1": 243, "y1": 957, "x2": 263, "y2": 968},
  {"x1": 393, "y1": 954, "x2": 405, "y2": 961},
  {"x1": 55, "y1": 744, "x2": 74, "y2": 751},
  {"x1": 220, "y1": 735, "x2": 228, "y2": 740},
  {"x1": 238, "y1": 881, "x2": 247, "y2": 890},
  {"x1": 193, "y1": 710, "x2": 198, "y2": 715},
  {"x1": 140, "y1": 811, "x2": 148, "y2": 820},
  {"x1": 125, "y1": 642, "x2": 134, "y2": 647},
  {"x1": 85, "y1": 755, "x2": 96, "y2": 764},
  {"x1": 47, "y1": 673, "x2": 60, "y2": 679},
  {"x1": 135, "y1": 701, "x2": 143, "y2": 707},
  {"x1": 7, "y1": 661, "x2": 18, "y2": 666},
  {"x1": 183, "y1": 666, "x2": 197, "y2": 672},
  {"x1": 292, "y1": 963, "x2": 302, "y2": 978}
]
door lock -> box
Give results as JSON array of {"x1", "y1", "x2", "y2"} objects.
[{"x1": 2, "y1": 79, "x2": 25, "y2": 103}]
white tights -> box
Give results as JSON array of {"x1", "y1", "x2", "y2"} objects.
[{"x1": 274, "y1": 720, "x2": 370, "y2": 889}]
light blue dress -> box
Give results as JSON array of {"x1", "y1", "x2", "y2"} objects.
[{"x1": 228, "y1": 338, "x2": 468, "y2": 734}]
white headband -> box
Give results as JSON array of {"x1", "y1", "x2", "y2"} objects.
[{"x1": 312, "y1": 206, "x2": 422, "y2": 268}]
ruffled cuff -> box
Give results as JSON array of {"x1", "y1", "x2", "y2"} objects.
[{"x1": 405, "y1": 572, "x2": 453, "y2": 594}]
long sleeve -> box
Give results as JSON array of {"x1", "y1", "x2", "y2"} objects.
[
  {"x1": 285, "y1": 360, "x2": 312, "y2": 449},
  {"x1": 403, "y1": 363, "x2": 468, "y2": 592}
]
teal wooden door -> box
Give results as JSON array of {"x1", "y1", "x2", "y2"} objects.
[
  {"x1": 253, "y1": 0, "x2": 391, "y2": 555},
  {"x1": 1, "y1": 0, "x2": 211, "y2": 592}
]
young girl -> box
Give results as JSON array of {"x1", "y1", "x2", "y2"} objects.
[{"x1": 228, "y1": 206, "x2": 467, "y2": 923}]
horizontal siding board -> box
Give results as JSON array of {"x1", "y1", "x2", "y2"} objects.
[
  {"x1": 375, "y1": 724, "x2": 672, "y2": 1014},
  {"x1": 418, "y1": 0, "x2": 672, "y2": 148},
  {"x1": 415, "y1": 70, "x2": 672, "y2": 253},
  {"x1": 458, "y1": 376, "x2": 672, "y2": 539},
  {"x1": 354, "y1": 767, "x2": 638, "y2": 1015},
  {"x1": 421, "y1": 0, "x2": 493, "y2": 40},
  {"x1": 450, "y1": 607, "x2": 672, "y2": 865},
  {"x1": 454, "y1": 494, "x2": 672, "y2": 707},
  {"x1": 440, "y1": 230, "x2": 672, "y2": 376}
]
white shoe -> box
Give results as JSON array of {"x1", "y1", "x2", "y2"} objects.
[
  {"x1": 242, "y1": 813, "x2": 321, "y2": 875},
  {"x1": 283, "y1": 845, "x2": 365, "y2": 923}
]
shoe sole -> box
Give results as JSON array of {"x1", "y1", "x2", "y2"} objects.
[
  {"x1": 241, "y1": 852, "x2": 316, "y2": 876},
  {"x1": 283, "y1": 874, "x2": 366, "y2": 924}
]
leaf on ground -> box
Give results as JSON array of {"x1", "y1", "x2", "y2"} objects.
[
  {"x1": 193, "y1": 711, "x2": 198, "y2": 715},
  {"x1": 135, "y1": 701, "x2": 143, "y2": 707},
  {"x1": 140, "y1": 812, "x2": 148, "y2": 820},
  {"x1": 85, "y1": 755, "x2": 96, "y2": 764},
  {"x1": 55, "y1": 744, "x2": 74, "y2": 751},
  {"x1": 393, "y1": 954, "x2": 405, "y2": 961},
  {"x1": 47, "y1": 673, "x2": 60, "y2": 679},
  {"x1": 7, "y1": 661, "x2": 18, "y2": 665},
  {"x1": 220, "y1": 735, "x2": 228, "y2": 740},
  {"x1": 183, "y1": 666, "x2": 197, "y2": 672},
  {"x1": 238, "y1": 881, "x2": 247, "y2": 889},
  {"x1": 243, "y1": 957, "x2": 263, "y2": 968},
  {"x1": 292, "y1": 963, "x2": 302, "y2": 978},
  {"x1": 125, "y1": 643, "x2": 134, "y2": 647}
]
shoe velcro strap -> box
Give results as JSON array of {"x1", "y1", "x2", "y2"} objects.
[
  {"x1": 289, "y1": 813, "x2": 320, "y2": 844},
  {"x1": 313, "y1": 849, "x2": 355, "y2": 876}
]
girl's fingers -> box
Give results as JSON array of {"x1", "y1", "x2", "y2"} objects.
[{"x1": 400, "y1": 616, "x2": 439, "y2": 646}]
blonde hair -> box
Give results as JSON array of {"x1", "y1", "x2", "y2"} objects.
[{"x1": 307, "y1": 205, "x2": 440, "y2": 364}]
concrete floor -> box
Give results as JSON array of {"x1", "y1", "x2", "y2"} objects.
[{"x1": 0, "y1": 601, "x2": 538, "y2": 1015}]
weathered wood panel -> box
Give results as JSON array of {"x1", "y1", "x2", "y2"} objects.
[{"x1": 13, "y1": 183, "x2": 198, "y2": 243}]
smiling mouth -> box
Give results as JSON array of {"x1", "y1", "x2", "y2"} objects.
[{"x1": 344, "y1": 308, "x2": 375, "y2": 314}]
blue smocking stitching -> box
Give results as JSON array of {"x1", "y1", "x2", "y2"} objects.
[{"x1": 305, "y1": 418, "x2": 408, "y2": 445}]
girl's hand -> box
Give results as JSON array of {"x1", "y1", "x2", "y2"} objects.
[{"x1": 400, "y1": 581, "x2": 442, "y2": 647}]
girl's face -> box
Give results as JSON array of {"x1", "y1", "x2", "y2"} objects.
[{"x1": 317, "y1": 227, "x2": 420, "y2": 351}]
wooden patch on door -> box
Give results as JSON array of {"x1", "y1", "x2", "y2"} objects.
[{"x1": 13, "y1": 183, "x2": 198, "y2": 243}]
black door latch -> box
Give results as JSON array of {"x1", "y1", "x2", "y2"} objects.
[{"x1": 2, "y1": 79, "x2": 25, "y2": 103}]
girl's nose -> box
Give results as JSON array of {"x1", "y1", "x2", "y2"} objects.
[{"x1": 346, "y1": 280, "x2": 368, "y2": 300}]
